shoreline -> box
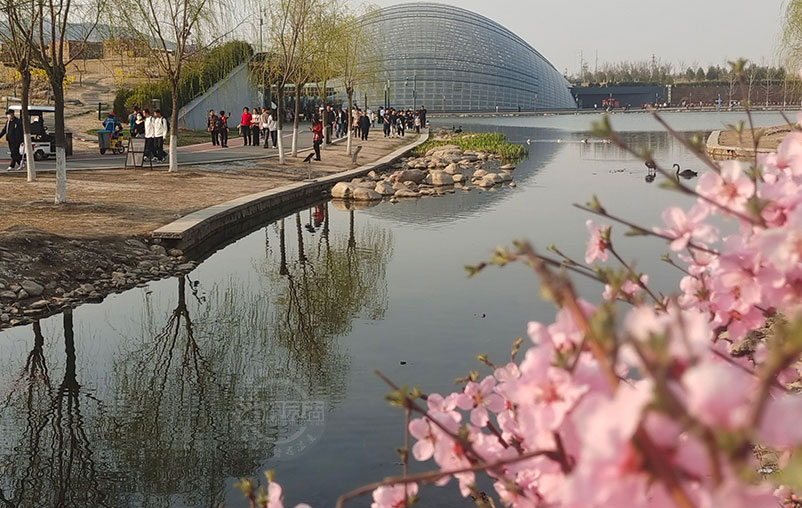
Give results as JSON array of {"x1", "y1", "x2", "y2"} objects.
[{"x1": 0, "y1": 133, "x2": 427, "y2": 330}]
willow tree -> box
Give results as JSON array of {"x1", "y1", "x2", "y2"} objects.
[
  {"x1": 116, "y1": 0, "x2": 231, "y2": 173},
  {"x1": 784, "y1": 0, "x2": 802, "y2": 70},
  {"x1": 34, "y1": 0, "x2": 104, "y2": 203},
  {"x1": 332, "y1": 6, "x2": 379, "y2": 156},
  {"x1": 265, "y1": 0, "x2": 317, "y2": 164},
  {"x1": 1, "y1": 0, "x2": 40, "y2": 181}
]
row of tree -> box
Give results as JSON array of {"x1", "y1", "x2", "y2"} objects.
[
  {"x1": 0, "y1": 0, "x2": 379, "y2": 203},
  {"x1": 572, "y1": 60, "x2": 795, "y2": 87}
]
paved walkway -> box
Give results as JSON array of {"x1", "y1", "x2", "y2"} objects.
[{"x1": 0, "y1": 129, "x2": 316, "y2": 172}]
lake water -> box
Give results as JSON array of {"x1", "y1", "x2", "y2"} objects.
[{"x1": 0, "y1": 111, "x2": 789, "y2": 507}]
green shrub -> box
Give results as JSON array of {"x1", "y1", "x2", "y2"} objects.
[
  {"x1": 113, "y1": 41, "x2": 253, "y2": 118},
  {"x1": 413, "y1": 132, "x2": 528, "y2": 161}
]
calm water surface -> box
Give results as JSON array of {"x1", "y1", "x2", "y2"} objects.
[{"x1": 0, "y1": 111, "x2": 787, "y2": 507}]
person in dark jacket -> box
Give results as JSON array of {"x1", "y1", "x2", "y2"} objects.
[
  {"x1": 0, "y1": 109, "x2": 24, "y2": 169},
  {"x1": 358, "y1": 111, "x2": 371, "y2": 140},
  {"x1": 207, "y1": 109, "x2": 219, "y2": 146}
]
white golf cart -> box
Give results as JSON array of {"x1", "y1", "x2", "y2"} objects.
[{"x1": 8, "y1": 105, "x2": 62, "y2": 161}]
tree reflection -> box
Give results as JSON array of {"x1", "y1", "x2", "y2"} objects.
[{"x1": 0, "y1": 312, "x2": 108, "y2": 507}]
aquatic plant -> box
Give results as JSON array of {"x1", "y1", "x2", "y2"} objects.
[
  {"x1": 413, "y1": 132, "x2": 528, "y2": 161},
  {"x1": 236, "y1": 61, "x2": 802, "y2": 508}
]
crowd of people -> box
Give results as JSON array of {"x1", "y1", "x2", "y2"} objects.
[{"x1": 121, "y1": 106, "x2": 170, "y2": 162}]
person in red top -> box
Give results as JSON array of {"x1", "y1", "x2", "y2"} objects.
[
  {"x1": 311, "y1": 115, "x2": 323, "y2": 161},
  {"x1": 240, "y1": 107, "x2": 252, "y2": 146}
]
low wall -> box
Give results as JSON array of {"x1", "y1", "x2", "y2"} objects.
[
  {"x1": 177, "y1": 61, "x2": 259, "y2": 130},
  {"x1": 705, "y1": 130, "x2": 772, "y2": 160},
  {"x1": 152, "y1": 131, "x2": 430, "y2": 251}
]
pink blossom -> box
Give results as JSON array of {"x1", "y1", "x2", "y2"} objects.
[
  {"x1": 757, "y1": 393, "x2": 802, "y2": 448},
  {"x1": 776, "y1": 130, "x2": 802, "y2": 178},
  {"x1": 696, "y1": 160, "x2": 755, "y2": 215},
  {"x1": 370, "y1": 483, "x2": 418, "y2": 508},
  {"x1": 584, "y1": 220, "x2": 610, "y2": 264},
  {"x1": 603, "y1": 274, "x2": 648, "y2": 301},
  {"x1": 653, "y1": 204, "x2": 717, "y2": 251},
  {"x1": 681, "y1": 362, "x2": 752, "y2": 430},
  {"x1": 456, "y1": 376, "x2": 505, "y2": 427},
  {"x1": 267, "y1": 481, "x2": 284, "y2": 508}
]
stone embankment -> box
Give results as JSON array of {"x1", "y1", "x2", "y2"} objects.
[
  {"x1": 0, "y1": 230, "x2": 197, "y2": 329},
  {"x1": 329, "y1": 144, "x2": 517, "y2": 203}
]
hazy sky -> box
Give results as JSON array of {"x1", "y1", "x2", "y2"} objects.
[{"x1": 367, "y1": 0, "x2": 787, "y2": 74}]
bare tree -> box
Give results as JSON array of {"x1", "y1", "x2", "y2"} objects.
[
  {"x1": 34, "y1": 0, "x2": 104, "y2": 203},
  {"x1": 116, "y1": 0, "x2": 234, "y2": 173},
  {"x1": 1, "y1": 0, "x2": 41, "y2": 181},
  {"x1": 265, "y1": 0, "x2": 316, "y2": 164}
]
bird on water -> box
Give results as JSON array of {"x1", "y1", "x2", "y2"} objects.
[{"x1": 673, "y1": 163, "x2": 698, "y2": 179}]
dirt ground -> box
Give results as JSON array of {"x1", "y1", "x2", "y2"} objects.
[
  {"x1": 718, "y1": 124, "x2": 793, "y2": 150},
  {"x1": 0, "y1": 134, "x2": 419, "y2": 239}
]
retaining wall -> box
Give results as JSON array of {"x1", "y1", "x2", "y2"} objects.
[
  {"x1": 177, "y1": 62, "x2": 259, "y2": 130},
  {"x1": 152, "y1": 131, "x2": 430, "y2": 251}
]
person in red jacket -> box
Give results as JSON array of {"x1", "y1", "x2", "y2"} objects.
[
  {"x1": 311, "y1": 115, "x2": 323, "y2": 161},
  {"x1": 240, "y1": 107, "x2": 252, "y2": 146}
]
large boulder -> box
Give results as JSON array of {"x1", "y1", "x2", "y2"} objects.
[
  {"x1": 425, "y1": 144, "x2": 462, "y2": 157},
  {"x1": 452, "y1": 173, "x2": 465, "y2": 183},
  {"x1": 444, "y1": 163, "x2": 460, "y2": 175},
  {"x1": 331, "y1": 182, "x2": 356, "y2": 199},
  {"x1": 21, "y1": 280, "x2": 44, "y2": 297},
  {"x1": 472, "y1": 169, "x2": 489, "y2": 179},
  {"x1": 394, "y1": 169, "x2": 427, "y2": 184},
  {"x1": 375, "y1": 181, "x2": 396, "y2": 196},
  {"x1": 394, "y1": 188, "x2": 420, "y2": 198},
  {"x1": 500, "y1": 163, "x2": 516, "y2": 170},
  {"x1": 478, "y1": 173, "x2": 505, "y2": 187},
  {"x1": 430, "y1": 170, "x2": 454, "y2": 186},
  {"x1": 352, "y1": 187, "x2": 383, "y2": 201}
]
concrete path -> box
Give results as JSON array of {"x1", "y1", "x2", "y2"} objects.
[{"x1": 0, "y1": 128, "x2": 315, "y2": 172}]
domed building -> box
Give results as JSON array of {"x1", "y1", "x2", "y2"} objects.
[{"x1": 357, "y1": 3, "x2": 576, "y2": 113}]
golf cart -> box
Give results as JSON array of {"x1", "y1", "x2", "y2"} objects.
[{"x1": 8, "y1": 105, "x2": 70, "y2": 161}]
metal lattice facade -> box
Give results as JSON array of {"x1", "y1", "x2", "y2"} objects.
[{"x1": 358, "y1": 3, "x2": 577, "y2": 113}]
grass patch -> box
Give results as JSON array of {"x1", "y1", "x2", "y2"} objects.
[
  {"x1": 413, "y1": 132, "x2": 527, "y2": 160},
  {"x1": 86, "y1": 128, "x2": 237, "y2": 147}
]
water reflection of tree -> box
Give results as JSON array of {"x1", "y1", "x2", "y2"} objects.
[
  {"x1": 260, "y1": 206, "x2": 393, "y2": 401},
  {"x1": 0, "y1": 312, "x2": 108, "y2": 507}
]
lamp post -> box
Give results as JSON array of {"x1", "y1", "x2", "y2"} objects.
[{"x1": 404, "y1": 74, "x2": 418, "y2": 111}]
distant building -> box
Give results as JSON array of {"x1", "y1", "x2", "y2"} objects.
[
  {"x1": 47, "y1": 40, "x2": 104, "y2": 60},
  {"x1": 358, "y1": 3, "x2": 576, "y2": 113}
]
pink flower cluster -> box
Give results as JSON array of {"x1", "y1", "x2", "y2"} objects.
[{"x1": 251, "y1": 119, "x2": 802, "y2": 508}]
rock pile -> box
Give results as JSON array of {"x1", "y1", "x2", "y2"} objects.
[
  {"x1": 0, "y1": 230, "x2": 198, "y2": 329},
  {"x1": 330, "y1": 145, "x2": 517, "y2": 202}
]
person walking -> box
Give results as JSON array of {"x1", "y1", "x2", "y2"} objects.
[
  {"x1": 250, "y1": 107, "x2": 261, "y2": 147},
  {"x1": 260, "y1": 107, "x2": 270, "y2": 148},
  {"x1": 414, "y1": 112, "x2": 421, "y2": 133},
  {"x1": 324, "y1": 105, "x2": 334, "y2": 145},
  {"x1": 218, "y1": 110, "x2": 229, "y2": 148},
  {"x1": 153, "y1": 109, "x2": 168, "y2": 161},
  {"x1": 207, "y1": 109, "x2": 219, "y2": 146},
  {"x1": 143, "y1": 108, "x2": 156, "y2": 160},
  {"x1": 267, "y1": 109, "x2": 278, "y2": 148},
  {"x1": 0, "y1": 109, "x2": 23, "y2": 170},
  {"x1": 359, "y1": 111, "x2": 370, "y2": 140},
  {"x1": 419, "y1": 105, "x2": 427, "y2": 128},
  {"x1": 240, "y1": 107, "x2": 252, "y2": 146},
  {"x1": 128, "y1": 105, "x2": 140, "y2": 138},
  {"x1": 383, "y1": 108, "x2": 392, "y2": 137},
  {"x1": 311, "y1": 114, "x2": 323, "y2": 161}
]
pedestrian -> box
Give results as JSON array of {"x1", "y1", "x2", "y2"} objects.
[
  {"x1": 324, "y1": 105, "x2": 334, "y2": 144},
  {"x1": 260, "y1": 107, "x2": 270, "y2": 148},
  {"x1": 207, "y1": 109, "x2": 219, "y2": 146},
  {"x1": 414, "y1": 113, "x2": 421, "y2": 133},
  {"x1": 396, "y1": 113, "x2": 405, "y2": 137},
  {"x1": 419, "y1": 105, "x2": 427, "y2": 127},
  {"x1": 0, "y1": 109, "x2": 23, "y2": 170},
  {"x1": 129, "y1": 105, "x2": 140, "y2": 138},
  {"x1": 267, "y1": 109, "x2": 278, "y2": 148},
  {"x1": 143, "y1": 108, "x2": 156, "y2": 160},
  {"x1": 339, "y1": 107, "x2": 348, "y2": 138},
  {"x1": 250, "y1": 107, "x2": 261, "y2": 147},
  {"x1": 153, "y1": 109, "x2": 168, "y2": 161},
  {"x1": 134, "y1": 111, "x2": 145, "y2": 137},
  {"x1": 359, "y1": 111, "x2": 370, "y2": 140},
  {"x1": 311, "y1": 114, "x2": 323, "y2": 161},
  {"x1": 218, "y1": 110, "x2": 229, "y2": 148},
  {"x1": 384, "y1": 108, "x2": 392, "y2": 137},
  {"x1": 240, "y1": 107, "x2": 252, "y2": 146}
]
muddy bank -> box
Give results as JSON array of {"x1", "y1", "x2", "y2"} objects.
[{"x1": 0, "y1": 227, "x2": 197, "y2": 329}]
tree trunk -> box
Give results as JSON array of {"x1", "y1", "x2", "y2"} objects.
[
  {"x1": 52, "y1": 74, "x2": 67, "y2": 204},
  {"x1": 346, "y1": 89, "x2": 353, "y2": 156},
  {"x1": 20, "y1": 69, "x2": 36, "y2": 181},
  {"x1": 291, "y1": 84, "x2": 301, "y2": 157},
  {"x1": 277, "y1": 85, "x2": 285, "y2": 164},
  {"x1": 169, "y1": 85, "x2": 179, "y2": 173}
]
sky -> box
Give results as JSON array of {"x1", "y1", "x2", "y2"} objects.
[{"x1": 366, "y1": 0, "x2": 787, "y2": 74}]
